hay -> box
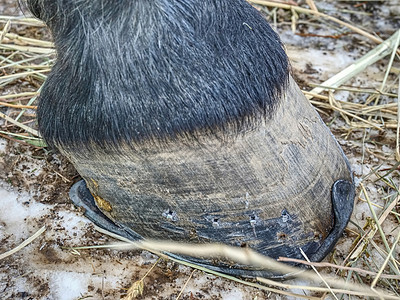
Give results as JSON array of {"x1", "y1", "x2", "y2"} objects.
[
  {"x1": 0, "y1": 226, "x2": 46, "y2": 260},
  {"x1": 1, "y1": 1, "x2": 399, "y2": 298}
]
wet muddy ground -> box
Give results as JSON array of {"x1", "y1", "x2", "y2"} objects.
[{"x1": 1, "y1": 1, "x2": 400, "y2": 299}]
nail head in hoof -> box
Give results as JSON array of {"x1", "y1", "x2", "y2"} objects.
[{"x1": 28, "y1": 0, "x2": 355, "y2": 278}]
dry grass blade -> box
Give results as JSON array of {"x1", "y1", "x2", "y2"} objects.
[
  {"x1": 305, "y1": 0, "x2": 318, "y2": 12},
  {"x1": 0, "y1": 43, "x2": 54, "y2": 54},
  {"x1": 166, "y1": 261, "x2": 318, "y2": 299},
  {"x1": 300, "y1": 248, "x2": 338, "y2": 300},
  {"x1": 361, "y1": 184, "x2": 400, "y2": 275},
  {"x1": 0, "y1": 113, "x2": 37, "y2": 134},
  {"x1": 0, "y1": 17, "x2": 51, "y2": 147},
  {"x1": 0, "y1": 16, "x2": 44, "y2": 26},
  {"x1": 357, "y1": 198, "x2": 400, "y2": 218},
  {"x1": 248, "y1": 0, "x2": 384, "y2": 44},
  {"x1": 176, "y1": 269, "x2": 196, "y2": 300},
  {"x1": 0, "y1": 226, "x2": 46, "y2": 260},
  {"x1": 0, "y1": 69, "x2": 49, "y2": 84},
  {"x1": 293, "y1": 31, "x2": 400, "y2": 134},
  {"x1": 0, "y1": 102, "x2": 37, "y2": 109},
  {"x1": 257, "y1": 277, "x2": 391, "y2": 297},
  {"x1": 0, "y1": 131, "x2": 41, "y2": 140},
  {"x1": 396, "y1": 80, "x2": 400, "y2": 161},
  {"x1": 0, "y1": 92, "x2": 38, "y2": 99},
  {"x1": 362, "y1": 186, "x2": 393, "y2": 253},
  {"x1": 77, "y1": 226, "x2": 322, "y2": 300},
  {"x1": 123, "y1": 258, "x2": 161, "y2": 300},
  {"x1": 277, "y1": 257, "x2": 400, "y2": 280},
  {"x1": 3, "y1": 33, "x2": 54, "y2": 48},
  {"x1": 371, "y1": 229, "x2": 400, "y2": 288},
  {"x1": 308, "y1": 30, "x2": 400, "y2": 97},
  {"x1": 1, "y1": 3, "x2": 399, "y2": 299},
  {"x1": 307, "y1": 85, "x2": 398, "y2": 97},
  {"x1": 0, "y1": 111, "x2": 40, "y2": 136},
  {"x1": 72, "y1": 225, "x2": 399, "y2": 300},
  {"x1": 380, "y1": 31, "x2": 400, "y2": 92},
  {"x1": 348, "y1": 195, "x2": 399, "y2": 262},
  {"x1": 325, "y1": 93, "x2": 383, "y2": 131},
  {"x1": 0, "y1": 19, "x2": 11, "y2": 42}
]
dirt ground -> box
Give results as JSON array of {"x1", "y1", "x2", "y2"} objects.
[{"x1": 1, "y1": 1, "x2": 400, "y2": 299}]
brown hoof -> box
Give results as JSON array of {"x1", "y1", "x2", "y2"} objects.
[
  {"x1": 27, "y1": 0, "x2": 354, "y2": 278},
  {"x1": 67, "y1": 78, "x2": 354, "y2": 277},
  {"x1": 70, "y1": 178, "x2": 354, "y2": 278}
]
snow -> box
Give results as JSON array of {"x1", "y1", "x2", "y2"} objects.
[
  {"x1": 0, "y1": 183, "x2": 49, "y2": 241},
  {"x1": 55, "y1": 211, "x2": 89, "y2": 244},
  {"x1": 48, "y1": 271, "x2": 89, "y2": 300},
  {"x1": 0, "y1": 179, "x2": 268, "y2": 298},
  {"x1": 0, "y1": 138, "x2": 6, "y2": 152},
  {"x1": 2, "y1": 1, "x2": 400, "y2": 298},
  {"x1": 287, "y1": 45, "x2": 357, "y2": 80}
]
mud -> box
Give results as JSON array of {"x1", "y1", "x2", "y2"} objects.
[{"x1": 1, "y1": 0, "x2": 400, "y2": 299}]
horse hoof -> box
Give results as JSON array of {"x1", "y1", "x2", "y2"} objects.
[
  {"x1": 66, "y1": 79, "x2": 355, "y2": 278},
  {"x1": 70, "y1": 177, "x2": 354, "y2": 278},
  {"x1": 27, "y1": 0, "x2": 355, "y2": 278}
]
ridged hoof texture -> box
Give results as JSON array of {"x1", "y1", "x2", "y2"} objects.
[
  {"x1": 27, "y1": 0, "x2": 355, "y2": 279},
  {"x1": 62, "y1": 77, "x2": 355, "y2": 279}
]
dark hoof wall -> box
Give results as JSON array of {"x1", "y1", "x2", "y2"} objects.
[
  {"x1": 69, "y1": 180, "x2": 142, "y2": 240},
  {"x1": 309, "y1": 179, "x2": 355, "y2": 262},
  {"x1": 69, "y1": 179, "x2": 355, "y2": 279}
]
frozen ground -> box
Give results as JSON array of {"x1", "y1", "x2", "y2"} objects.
[{"x1": 1, "y1": 1, "x2": 400, "y2": 299}]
